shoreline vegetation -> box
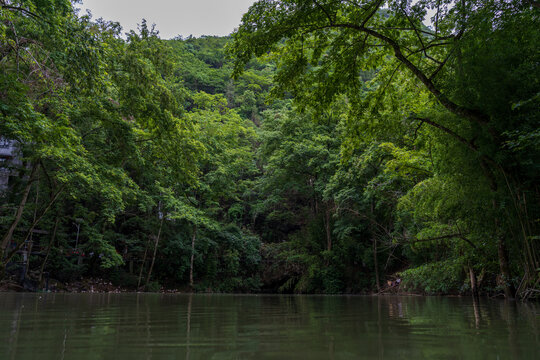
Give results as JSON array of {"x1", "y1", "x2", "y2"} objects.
[
  {"x1": 0, "y1": 276, "x2": 463, "y2": 297},
  {"x1": 0, "y1": 274, "x2": 525, "y2": 300},
  {"x1": 1, "y1": 1, "x2": 538, "y2": 300}
]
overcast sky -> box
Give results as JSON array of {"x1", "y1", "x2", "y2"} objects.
[{"x1": 79, "y1": 0, "x2": 257, "y2": 39}]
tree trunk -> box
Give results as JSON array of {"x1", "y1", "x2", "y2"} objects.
[
  {"x1": 493, "y1": 200, "x2": 516, "y2": 299},
  {"x1": 0, "y1": 163, "x2": 39, "y2": 259},
  {"x1": 22, "y1": 240, "x2": 33, "y2": 283},
  {"x1": 189, "y1": 225, "x2": 197, "y2": 289},
  {"x1": 39, "y1": 216, "x2": 59, "y2": 287},
  {"x1": 498, "y1": 236, "x2": 516, "y2": 299},
  {"x1": 2, "y1": 185, "x2": 64, "y2": 268},
  {"x1": 370, "y1": 200, "x2": 380, "y2": 292},
  {"x1": 144, "y1": 217, "x2": 164, "y2": 291},
  {"x1": 325, "y1": 207, "x2": 332, "y2": 252},
  {"x1": 137, "y1": 240, "x2": 149, "y2": 289},
  {"x1": 469, "y1": 266, "x2": 479, "y2": 299},
  {"x1": 23, "y1": 177, "x2": 40, "y2": 282},
  {"x1": 373, "y1": 237, "x2": 380, "y2": 292}
]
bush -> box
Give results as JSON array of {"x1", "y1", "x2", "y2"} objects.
[
  {"x1": 400, "y1": 259, "x2": 464, "y2": 294},
  {"x1": 146, "y1": 281, "x2": 161, "y2": 292},
  {"x1": 109, "y1": 268, "x2": 139, "y2": 288}
]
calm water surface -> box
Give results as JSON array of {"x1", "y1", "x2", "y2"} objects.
[{"x1": 0, "y1": 293, "x2": 538, "y2": 359}]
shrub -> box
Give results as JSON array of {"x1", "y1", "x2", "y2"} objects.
[{"x1": 400, "y1": 259, "x2": 464, "y2": 294}]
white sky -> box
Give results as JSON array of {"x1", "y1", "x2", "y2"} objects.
[{"x1": 79, "y1": 0, "x2": 257, "y2": 39}]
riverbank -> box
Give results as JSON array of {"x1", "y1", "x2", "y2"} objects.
[
  {"x1": 1, "y1": 273, "x2": 534, "y2": 299},
  {"x1": 0, "y1": 276, "x2": 459, "y2": 297},
  {"x1": 0, "y1": 277, "x2": 185, "y2": 294},
  {"x1": 0, "y1": 274, "x2": 390, "y2": 295}
]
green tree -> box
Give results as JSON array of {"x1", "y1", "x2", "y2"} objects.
[{"x1": 231, "y1": 0, "x2": 539, "y2": 298}]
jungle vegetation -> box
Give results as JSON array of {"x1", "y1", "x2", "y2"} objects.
[{"x1": 0, "y1": 0, "x2": 538, "y2": 299}]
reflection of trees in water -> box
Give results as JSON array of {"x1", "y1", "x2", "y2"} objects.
[
  {"x1": 385, "y1": 297, "x2": 404, "y2": 319},
  {"x1": 518, "y1": 302, "x2": 539, "y2": 337},
  {"x1": 7, "y1": 296, "x2": 23, "y2": 360},
  {"x1": 472, "y1": 297, "x2": 481, "y2": 329},
  {"x1": 0, "y1": 294, "x2": 539, "y2": 359},
  {"x1": 377, "y1": 297, "x2": 383, "y2": 359},
  {"x1": 186, "y1": 293, "x2": 192, "y2": 360},
  {"x1": 499, "y1": 301, "x2": 521, "y2": 359}
]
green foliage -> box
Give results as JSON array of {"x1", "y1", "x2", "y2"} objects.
[
  {"x1": 145, "y1": 281, "x2": 161, "y2": 293},
  {"x1": 1, "y1": 0, "x2": 537, "y2": 299},
  {"x1": 109, "y1": 268, "x2": 139, "y2": 288},
  {"x1": 400, "y1": 259, "x2": 465, "y2": 295},
  {"x1": 230, "y1": 0, "x2": 539, "y2": 297}
]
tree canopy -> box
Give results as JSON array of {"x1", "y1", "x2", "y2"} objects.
[{"x1": 0, "y1": 0, "x2": 538, "y2": 299}]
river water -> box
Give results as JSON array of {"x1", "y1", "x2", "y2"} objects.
[{"x1": 0, "y1": 293, "x2": 537, "y2": 359}]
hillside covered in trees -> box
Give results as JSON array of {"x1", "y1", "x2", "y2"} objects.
[{"x1": 0, "y1": 0, "x2": 538, "y2": 299}]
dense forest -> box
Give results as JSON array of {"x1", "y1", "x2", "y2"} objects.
[{"x1": 0, "y1": 0, "x2": 538, "y2": 299}]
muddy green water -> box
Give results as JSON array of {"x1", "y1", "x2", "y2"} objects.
[{"x1": 0, "y1": 293, "x2": 538, "y2": 359}]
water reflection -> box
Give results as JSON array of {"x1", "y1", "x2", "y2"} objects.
[
  {"x1": 472, "y1": 296, "x2": 481, "y2": 329},
  {"x1": 186, "y1": 293, "x2": 192, "y2": 360},
  {"x1": 0, "y1": 294, "x2": 538, "y2": 359}
]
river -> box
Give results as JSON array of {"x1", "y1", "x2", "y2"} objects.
[{"x1": 0, "y1": 293, "x2": 538, "y2": 359}]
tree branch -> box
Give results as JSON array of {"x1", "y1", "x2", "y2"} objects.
[
  {"x1": 399, "y1": 5, "x2": 442, "y2": 65},
  {"x1": 313, "y1": 0, "x2": 334, "y2": 25},
  {"x1": 305, "y1": 18, "x2": 490, "y2": 126},
  {"x1": 401, "y1": 233, "x2": 476, "y2": 249},
  {"x1": 411, "y1": 116, "x2": 478, "y2": 153},
  {"x1": 1, "y1": 3, "x2": 43, "y2": 21}
]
